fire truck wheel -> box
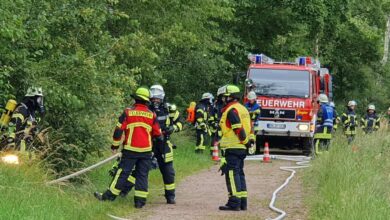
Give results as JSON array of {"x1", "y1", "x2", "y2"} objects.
[{"x1": 302, "y1": 138, "x2": 314, "y2": 157}]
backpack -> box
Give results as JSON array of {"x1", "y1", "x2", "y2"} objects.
[{"x1": 186, "y1": 102, "x2": 196, "y2": 124}]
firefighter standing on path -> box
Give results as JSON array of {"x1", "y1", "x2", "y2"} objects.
[
  {"x1": 194, "y1": 93, "x2": 213, "y2": 153},
  {"x1": 361, "y1": 104, "x2": 380, "y2": 134},
  {"x1": 314, "y1": 94, "x2": 334, "y2": 155},
  {"x1": 5, "y1": 87, "x2": 45, "y2": 151},
  {"x1": 244, "y1": 91, "x2": 260, "y2": 154},
  {"x1": 341, "y1": 100, "x2": 358, "y2": 144},
  {"x1": 218, "y1": 84, "x2": 254, "y2": 211},
  {"x1": 149, "y1": 85, "x2": 177, "y2": 204},
  {"x1": 94, "y1": 87, "x2": 163, "y2": 209}
]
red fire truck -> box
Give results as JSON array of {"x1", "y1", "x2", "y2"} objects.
[{"x1": 245, "y1": 54, "x2": 332, "y2": 155}]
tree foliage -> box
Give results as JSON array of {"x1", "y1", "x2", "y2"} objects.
[{"x1": 1, "y1": 0, "x2": 390, "y2": 172}]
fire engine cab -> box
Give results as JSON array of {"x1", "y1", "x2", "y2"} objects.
[{"x1": 245, "y1": 54, "x2": 332, "y2": 155}]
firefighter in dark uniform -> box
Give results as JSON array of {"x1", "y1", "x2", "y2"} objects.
[
  {"x1": 94, "y1": 87, "x2": 163, "y2": 209},
  {"x1": 244, "y1": 91, "x2": 260, "y2": 154},
  {"x1": 361, "y1": 104, "x2": 380, "y2": 134},
  {"x1": 341, "y1": 100, "x2": 358, "y2": 144},
  {"x1": 314, "y1": 94, "x2": 334, "y2": 155},
  {"x1": 194, "y1": 93, "x2": 213, "y2": 153},
  {"x1": 167, "y1": 103, "x2": 184, "y2": 149},
  {"x1": 218, "y1": 84, "x2": 254, "y2": 211},
  {"x1": 149, "y1": 84, "x2": 177, "y2": 204},
  {"x1": 6, "y1": 87, "x2": 45, "y2": 151}
]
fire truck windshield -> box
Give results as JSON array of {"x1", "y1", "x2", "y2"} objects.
[{"x1": 249, "y1": 68, "x2": 310, "y2": 98}]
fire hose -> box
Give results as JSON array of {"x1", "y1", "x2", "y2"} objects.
[
  {"x1": 46, "y1": 153, "x2": 121, "y2": 185},
  {"x1": 246, "y1": 155, "x2": 311, "y2": 220}
]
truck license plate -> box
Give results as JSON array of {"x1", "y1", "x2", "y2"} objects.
[{"x1": 267, "y1": 123, "x2": 286, "y2": 129}]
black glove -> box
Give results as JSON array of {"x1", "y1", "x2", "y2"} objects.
[
  {"x1": 245, "y1": 139, "x2": 255, "y2": 149},
  {"x1": 165, "y1": 125, "x2": 175, "y2": 135}
]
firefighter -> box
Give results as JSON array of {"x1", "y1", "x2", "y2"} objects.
[
  {"x1": 167, "y1": 103, "x2": 184, "y2": 149},
  {"x1": 361, "y1": 104, "x2": 380, "y2": 134},
  {"x1": 149, "y1": 84, "x2": 177, "y2": 204},
  {"x1": 341, "y1": 100, "x2": 358, "y2": 144},
  {"x1": 5, "y1": 87, "x2": 45, "y2": 151},
  {"x1": 194, "y1": 92, "x2": 213, "y2": 153},
  {"x1": 329, "y1": 101, "x2": 340, "y2": 132},
  {"x1": 244, "y1": 91, "x2": 261, "y2": 122},
  {"x1": 244, "y1": 91, "x2": 260, "y2": 155},
  {"x1": 314, "y1": 94, "x2": 334, "y2": 155},
  {"x1": 94, "y1": 87, "x2": 163, "y2": 209},
  {"x1": 218, "y1": 84, "x2": 254, "y2": 211},
  {"x1": 207, "y1": 94, "x2": 219, "y2": 154}
]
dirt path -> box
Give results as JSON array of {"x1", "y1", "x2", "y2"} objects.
[{"x1": 131, "y1": 160, "x2": 308, "y2": 220}]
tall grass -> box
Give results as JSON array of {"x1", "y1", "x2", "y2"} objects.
[
  {"x1": 304, "y1": 131, "x2": 390, "y2": 219},
  {"x1": 0, "y1": 131, "x2": 213, "y2": 219}
]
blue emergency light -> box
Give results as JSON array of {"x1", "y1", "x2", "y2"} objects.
[
  {"x1": 247, "y1": 53, "x2": 274, "y2": 64},
  {"x1": 296, "y1": 56, "x2": 320, "y2": 68}
]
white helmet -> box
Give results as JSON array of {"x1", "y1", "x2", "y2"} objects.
[
  {"x1": 217, "y1": 85, "x2": 227, "y2": 96},
  {"x1": 348, "y1": 100, "x2": 357, "y2": 107},
  {"x1": 247, "y1": 91, "x2": 257, "y2": 101},
  {"x1": 368, "y1": 104, "x2": 375, "y2": 111},
  {"x1": 202, "y1": 92, "x2": 213, "y2": 100},
  {"x1": 26, "y1": 87, "x2": 43, "y2": 97},
  {"x1": 318, "y1": 94, "x2": 329, "y2": 103},
  {"x1": 150, "y1": 85, "x2": 165, "y2": 100},
  {"x1": 329, "y1": 101, "x2": 335, "y2": 108}
]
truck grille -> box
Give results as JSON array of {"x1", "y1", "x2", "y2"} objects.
[{"x1": 261, "y1": 109, "x2": 296, "y2": 119}]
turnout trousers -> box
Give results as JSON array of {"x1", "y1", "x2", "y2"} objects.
[
  {"x1": 103, "y1": 151, "x2": 151, "y2": 206},
  {"x1": 154, "y1": 140, "x2": 176, "y2": 201},
  {"x1": 225, "y1": 149, "x2": 247, "y2": 209},
  {"x1": 195, "y1": 128, "x2": 207, "y2": 152}
]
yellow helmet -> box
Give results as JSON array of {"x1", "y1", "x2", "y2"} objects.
[
  {"x1": 134, "y1": 87, "x2": 150, "y2": 102},
  {"x1": 219, "y1": 84, "x2": 240, "y2": 97}
]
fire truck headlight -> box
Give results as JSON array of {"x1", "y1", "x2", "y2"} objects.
[
  {"x1": 297, "y1": 124, "x2": 309, "y2": 131},
  {"x1": 1, "y1": 154, "x2": 19, "y2": 165}
]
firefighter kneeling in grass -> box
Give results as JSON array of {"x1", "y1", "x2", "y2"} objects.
[
  {"x1": 218, "y1": 84, "x2": 254, "y2": 211},
  {"x1": 314, "y1": 94, "x2": 334, "y2": 155},
  {"x1": 94, "y1": 87, "x2": 164, "y2": 209}
]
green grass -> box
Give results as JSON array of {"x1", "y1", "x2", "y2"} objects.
[
  {"x1": 0, "y1": 131, "x2": 213, "y2": 220},
  {"x1": 304, "y1": 131, "x2": 390, "y2": 220}
]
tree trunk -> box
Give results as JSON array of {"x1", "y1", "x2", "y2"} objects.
[{"x1": 381, "y1": 16, "x2": 390, "y2": 65}]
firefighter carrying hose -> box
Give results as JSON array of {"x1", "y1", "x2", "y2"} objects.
[
  {"x1": 341, "y1": 100, "x2": 358, "y2": 144},
  {"x1": 314, "y1": 94, "x2": 334, "y2": 155},
  {"x1": 218, "y1": 84, "x2": 254, "y2": 211},
  {"x1": 194, "y1": 93, "x2": 213, "y2": 153},
  {"x1": 2, "y1": 87, "x2": 45, "y2": 151},
  {"x1": 361, "y1": 104, "x2": 380, "y2": 134},
  {"x1": 94, "y1": 87, "x2": 163, "y2": 209}
]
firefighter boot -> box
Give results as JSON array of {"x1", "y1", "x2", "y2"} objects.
[
  {"x1": 240, "y1": 198, "x2": 247, "y2": 211},
  {"x1": 219, "y1": 204, "x2": 240, "y2": 211}
]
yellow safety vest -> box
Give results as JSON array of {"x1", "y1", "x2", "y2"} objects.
[{"x1": 219, "y1": 102, "x2": 251, "y2": 150}]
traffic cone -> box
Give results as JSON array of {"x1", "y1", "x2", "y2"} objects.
[
  {"x1": 262, "y1": 142, "x2": 271, "y2": 163},
  {"x1": 212, "y1": 141, "x2": 220, "y2": 161}
]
